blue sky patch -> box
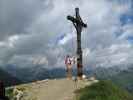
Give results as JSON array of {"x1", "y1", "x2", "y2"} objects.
[
  {"x1": 120, "y1": 14, "x2": 133, "y2": 26},
  {"x1": 127, "y1": 36, "x2": 133, "y2": 44}
]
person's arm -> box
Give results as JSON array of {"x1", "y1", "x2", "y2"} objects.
[
  {"x1": 72, "y1": 56, "x2": 76, "y2": 64},
  {"x1": 65, "y1": 57, "x2": 67, "y2": 65}
]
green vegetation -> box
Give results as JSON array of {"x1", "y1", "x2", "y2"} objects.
[
  {"x1": 6, "y1": 88, "x2": 14, "y2": 100},
  {"x1": 110, "y1": 70, "x2": 133, "y2": 93},
  {"x1": 95, "y1": 67, "x2": 133, "y2": 93},
  {"x1": 75, "y1": 80, "x2": 133, "y2": 100},
  {"x1": 6, "y1": 87, "x2": 26, "y2": 100}
]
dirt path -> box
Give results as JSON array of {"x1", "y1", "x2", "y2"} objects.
[{"x1": 14, "y1": 78, "x2": 98, "y2": 100}]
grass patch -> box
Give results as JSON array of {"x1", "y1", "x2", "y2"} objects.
[
  {"x1": 6, "y1": 87, "x2": 14, "y2": 100},
  {"x1": 75, "y1": 80, "x2": 133, "y2": 100}
]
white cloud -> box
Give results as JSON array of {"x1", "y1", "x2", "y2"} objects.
[
  {"x1": 32, "y1": 56, "x2": 48, "y2": 66},
  {"x1": 0, "y1": 0, "x2": 133, "y2": 69}
]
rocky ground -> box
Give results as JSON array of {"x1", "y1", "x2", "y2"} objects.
[{"x1": 7, "y1": 78, "x2": 98, "y2": 100}]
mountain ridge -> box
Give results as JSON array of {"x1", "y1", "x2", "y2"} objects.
[{"x1": 0, "y1": 68, "x2": 21, "y2": 86}]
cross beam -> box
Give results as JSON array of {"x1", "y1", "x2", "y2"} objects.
[
  {"x1": 67, "y1": 16, "x2": 87, "y2": 28},
  {"x1": 67, "y1": 8, "x2": 87, "y2": 79}
]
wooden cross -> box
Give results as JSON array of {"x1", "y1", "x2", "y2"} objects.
[{"x1": 67, "y1": 8, "x2": 87, "y2": 79}]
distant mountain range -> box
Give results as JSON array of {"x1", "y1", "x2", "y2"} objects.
[
  {"x1": 3, "y1": 65, "x2": 67, "y2": 83},
  {"x1": 1, "y1": 64, "x2": 133, "y2": 93},
  {"x1": 0, "y1": 68, "x2": 21, "y2": 86}
]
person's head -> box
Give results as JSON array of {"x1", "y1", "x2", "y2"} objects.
[{"x1": 66, "y1": 55, "x2": 70, "y2": 58}]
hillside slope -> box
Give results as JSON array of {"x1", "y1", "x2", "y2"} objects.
[
  {"x1": 110, "y1": 67, "x2": 133, "y2": 93},
  {"x1": 76, "y1": 80, "x2": 133, "y2": 100},
  {"x1": 93, "y1": 67, "x2": 133, "y2": 93}
]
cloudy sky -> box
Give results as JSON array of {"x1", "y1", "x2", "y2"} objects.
[{"x1": 0, "y1": 0, "x2": 133, "y2": 69}]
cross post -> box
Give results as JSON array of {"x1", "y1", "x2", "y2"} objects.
[{"x1": 67, "y1": 8, "x2": 87, "y2": 79}]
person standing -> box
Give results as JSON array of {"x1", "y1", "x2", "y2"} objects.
[{"x1": 65, "y1": 55, "x2": 73, "y2": 79}]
